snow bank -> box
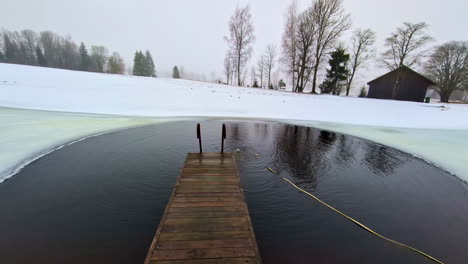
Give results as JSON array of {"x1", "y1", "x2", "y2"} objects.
[
  {"x1": 1, "y1": 63, "x2": 468, "y2": 183},
  {"x1": 1, "y1": 63, "x2": 468, "y2": 129}
]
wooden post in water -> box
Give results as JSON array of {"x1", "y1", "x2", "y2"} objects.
[
  {"x1": 196, "y1": 123, "x2": 202, "y2": 153},
  {"x1": 221, "y1": 123, "x2": 226, "y2": 153}
]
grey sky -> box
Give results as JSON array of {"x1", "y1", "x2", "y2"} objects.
[{"x1": 1, "y1": 0, "x2": 467, "y2": 91}]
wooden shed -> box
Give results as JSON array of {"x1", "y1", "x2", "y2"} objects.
[{"x1": 367, "y1": 66, "x2": 436, "y2": 102}]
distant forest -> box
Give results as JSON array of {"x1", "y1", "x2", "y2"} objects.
[{"x1": 0, "y1": 29, "x2": 156, "y2": 77}]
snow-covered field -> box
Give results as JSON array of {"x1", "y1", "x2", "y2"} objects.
[{"x1": 1, "y1": 63, "x2": 468, "y2": 183}]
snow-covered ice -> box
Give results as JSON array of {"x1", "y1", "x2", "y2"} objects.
[{"x1": 1, "y1": 63, "x2": 468, "y2": 183}]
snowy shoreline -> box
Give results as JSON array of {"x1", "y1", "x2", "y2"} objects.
[{"x1": 1, "y1": 63, "x2": 468, "y2": 183}]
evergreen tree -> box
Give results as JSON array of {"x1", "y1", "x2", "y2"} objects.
[
  {"x1": 133, "y1": 51, "x2": 145, "y2": 76},
  {"x1": 319, "y1": 47, "x2": 350, "y2": 95},
  {"x1": 278, "y1": 79, "x2": 286, "y2": 89},
  {"x1": 144, "y1": 50, "x2": 156, "y2": 77},
  {"x1": 0, "y1": 50, "x2": 5, "y2": 62},
  {"x1": 79, "y1": 42, "x2": 90, "y2": 71},
  {"x1": 252, "y1": 80, "x2": 259, "y2": 88},
  {"x1": 36, "y1": 45, "x2": 47, "y2": 66},
  {"x1": 358, "y1": 86, "x2": 367, "y2": 98},
  {"x1": 172, "y1": 66, "x2": 180, "y2": 78}
]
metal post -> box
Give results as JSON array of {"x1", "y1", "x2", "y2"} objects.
[
  {"x1": 196, "y1": 123, "x2": 202, "y2": 153},
  {"x1": 221, "y1": 123, "x2": 226, "y2": 153}
]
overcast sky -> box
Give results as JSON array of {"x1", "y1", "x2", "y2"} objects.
[{"x1": 1, "y1": 0, "x2": 467, "y2": 92}]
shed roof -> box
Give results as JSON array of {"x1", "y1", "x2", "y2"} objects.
[{"x1": 367, "y1": 65, "x2": 436, "y2": 85}]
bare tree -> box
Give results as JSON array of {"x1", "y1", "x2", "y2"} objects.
[
  {"x1": 381, "y1": 22, "x2": 433, "y2": 98},
  {"x1": 345, "y1": 29, "x2": 376, "y2": 96},
  {"x1": 20, "y1": 29, "x2": 38, "y2": 65},
  {"x1": 263, "y1": 44, "x2": 277, "y2": 88},
  {"x1": 224, "y1": 53, "x2": 233, "y2": 84},
  {"x1": 425, "y1": 41, "x2": 468, "y2": 103},
  {"x1": 295, "y1": 8, "x2": 316, "y2": 92},
  {"x1": 381, "y1": 22, "x2": 433, "y2": 70},
  {"x1": 107, "y1": 52, "x2": 125, "y2": 74},
  {"x1": 250, "y1": 66, "x2": 256, "y2": 86},
  {"x1": 256, "y1": 56, "x2": 266, "y2": 88},
  {"x1": 310, "y1": 0, "x2": 351, "y2": 93},
  {"x1": 281, "y1": 0, "x2": 299, "y2": 91},
  {"x1": 89, "y1": 45, "x2": 108, "y2": 73},
  {"x1": 179, "y1": 65, "x2": 185, "y2": 79},
  {"x1": 40, "y1": 31, "x2": 61, "y2": 67},
  {"x1": 225, "y1": 5, "x2": 255, "y2": 86}
]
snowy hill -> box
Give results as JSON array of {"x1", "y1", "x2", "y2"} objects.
[
  {"x1": 1, "y1": 63, "x2": 468, "y2": 129},
  {"x1": 1, "y1": 63, "x2": 468, "y2": 184}
]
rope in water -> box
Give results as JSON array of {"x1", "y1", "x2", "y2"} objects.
[{"x1": 266, "y1": 167, "x2": 445, "y2": 264}]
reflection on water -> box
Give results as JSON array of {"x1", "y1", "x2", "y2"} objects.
[{"x1": 0, "y1": 121, "x2": 467, "y2": 264}]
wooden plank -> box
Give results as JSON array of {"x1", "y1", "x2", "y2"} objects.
[
  {"x1": 181, "y1": 172, "x2": 240, "y2": 180},
  {"x1": 144, "y1": 153, "x2": 261, "y2": 264},
  {"x1": 167, "y1": 211, "x2": 245, "y2": 219},
  {"x1": 165, "y1": 217, "x2": 246, "y2": 225},
  {"x1": 155, "y1": 239, "x2": 252, "y2": 250},
  {"x1": 152, "y1": 248, "x2": 256, "y2": 260},
  {"x1": 175, "y1": 193, "x2": 243, "y2": 198},
  {"x1": 178, "y1": 181, "x2": 240, "y2": 186},
  {"x1": 180, "y1": 176, "x2": 239, "y2": 180},
  {"x1": 162, "y1": 222, "x2": 249, "y2": 232},
  {"x1": 177, "y1": 188, "x2": 240, "y2": 194},
  {"x1": 169, "y1": 206, "x2": 245, "y2": 213},
  {"x1": 158, "y1": 231, "x2": 251, "y2": 242},
  {"x1": 173, "y1": 197, "x2": 242, "y2": 203},
  {"x1": 171, "y1": 202, "x2": 243, "y2": 208},
  {"x1": 150, "y1": 257, "x2": 257, "y2": 264}
]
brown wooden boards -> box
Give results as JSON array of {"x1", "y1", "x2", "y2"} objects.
[{"x1": 144, "y1": 153, "x2": 261, "y2": 264}]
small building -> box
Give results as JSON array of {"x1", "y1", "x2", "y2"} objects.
[{"x1": 367, "y1": 66, "x2": 436, "y2": 102}]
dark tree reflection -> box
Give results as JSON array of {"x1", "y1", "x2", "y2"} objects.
[
  {"x1": 226, "y1": 122, "x2": 409, "y2": 187},
  {"x1": 361, "y1": 142, "x2": 407, "y2": 176}
]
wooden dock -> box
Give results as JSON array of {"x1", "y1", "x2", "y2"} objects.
[{"x1": 144, "y1": 152, "x2": 261, "y2": 264}]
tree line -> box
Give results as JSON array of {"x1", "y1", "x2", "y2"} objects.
[
  {"x1": 0, "y1": 29, "x2": 159, "y2": 78},
  {"x1": 223, "y1": 0, "x2": 468, "y2": 102}
]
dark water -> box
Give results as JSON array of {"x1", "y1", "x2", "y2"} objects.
[{"x1": 1, "y1": 121, "x2": 467, "y2": 264}]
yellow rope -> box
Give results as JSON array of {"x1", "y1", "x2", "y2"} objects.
[{"x1": 282, "y1": 177, "x2": 445, "y2": 264}]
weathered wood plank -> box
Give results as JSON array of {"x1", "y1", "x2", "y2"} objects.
[
  {"x1": 165, "y1": 217, "x2": 246, "y2": 225},
  {"x1": 173, "y1": 197, "x2": 242, "y2": 203},
  {"x1": 169, "y1": 206, "x2": 245, "y2": 213},
  {"x1": 158, "y1": 231, "x2": 251, "y2": 242},
  {"x1": 181, "y1": 173, "x2": 238, "y2": 177},
  {"x1": 167, "y1": 211, "x2": 245, "y2": 219},
  {"x1": 179, "y1": 181, "x2": 240, "y2": 186},
  {"x1": 155, "y1": 239, "x2": 252, "y2": 250},
  {"x1": 144, "y1": 153, "x2": 261, "y2": 264},
  {"x1": 177, "y1": 188, "x2": 240, "y2": 194},
  {"x1": 180, "y1": 176, "x2": 239, "y2": 180},
  {"x1": 171, "y1": 202, "x2": 243, "y2": 208},
  {"x1": 150, "y1": 257, "x2": 257, "y2": 264},
  {"x1": 162, "y1": 222, "x2": 249, "y2": 232},
  {"x1": 175, "y1": 193, "x2": 243, "y2": 198},
  {"x1": 152, "y1": 248, "x2": 256, "y2": 260}
]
